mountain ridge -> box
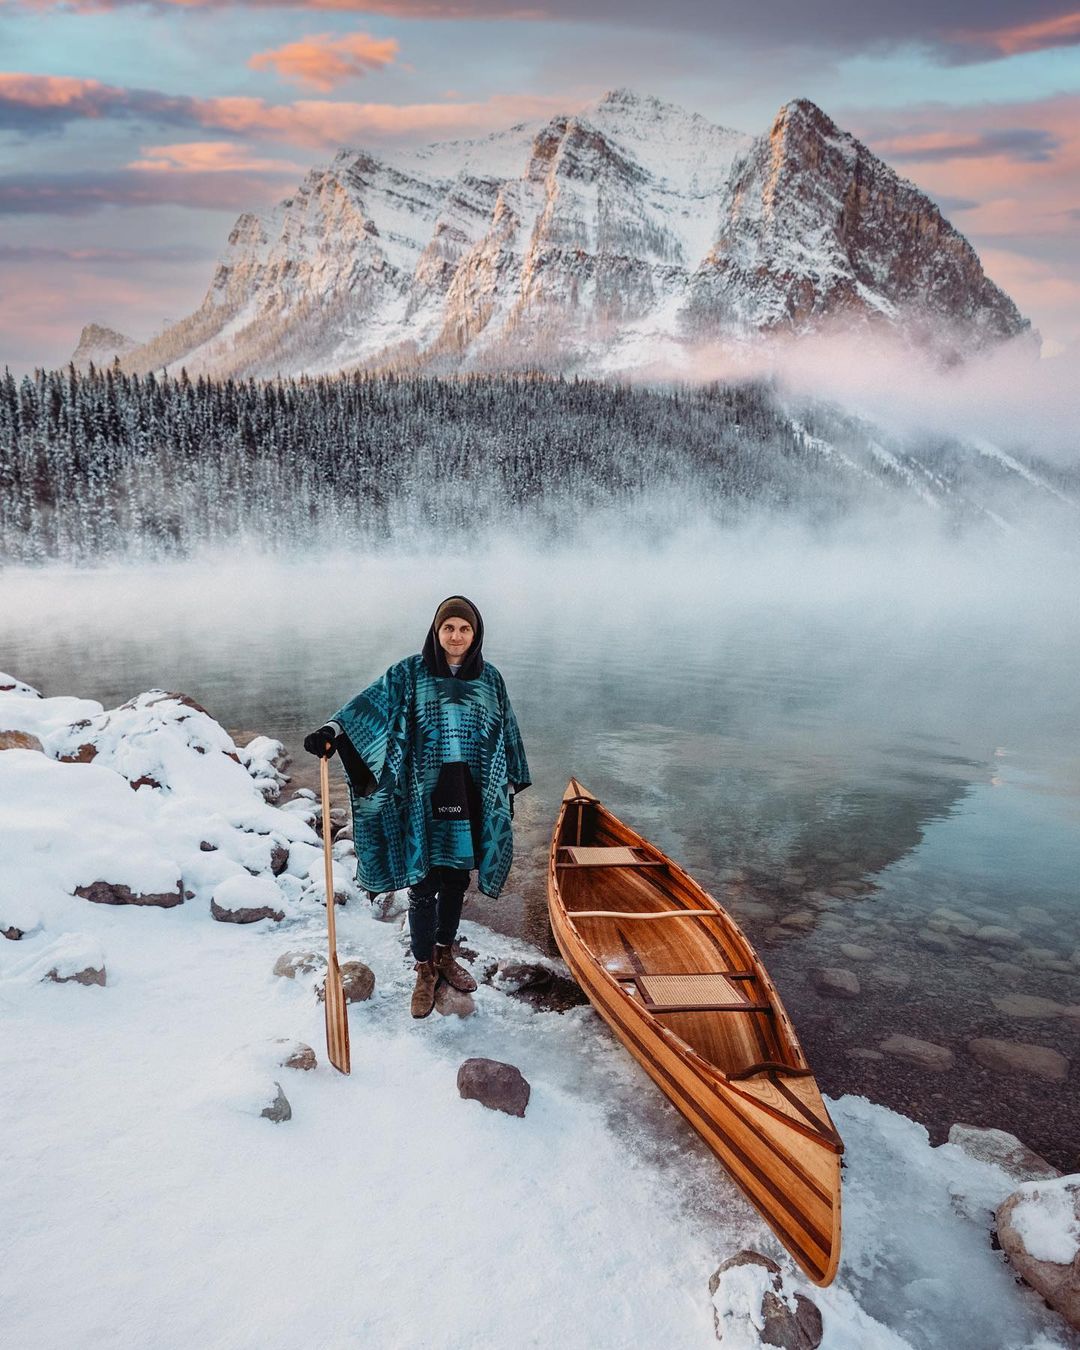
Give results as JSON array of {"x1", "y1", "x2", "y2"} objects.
[{"x1": 104, "y1": 89, "x2": 1030, "y2": 380}]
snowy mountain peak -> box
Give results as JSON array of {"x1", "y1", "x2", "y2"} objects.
[{"x1": 117, "y1": 89, "x2": 1030, "y2": 380}]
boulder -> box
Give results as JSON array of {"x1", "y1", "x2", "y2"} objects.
[
  {"x1": 273, "y1": 950, "x2": 327, "y2": 979},
  {"x1": 271, "y1": 1039, "x2": 317, "y2": 1072},
  {"x1": 708, "y1": 1249, "x2": 823, "y2": 1348},
  {"x1": 435, "y1": 982, "x2": 476, "y2": 1017},
  {"x1": 456, "y1": 1058, "x2": 530, "y2": 1118},
  {"x1": 968, "y1": 1038, "x2": 1069, "y2": 1082},
  {"x1": 261, "y1": 1082, "x2": 292, "y2": 1123},
  {"x1": 838, "y1": 943, "x2": 875, "y2": 962},
  {"x1": 880, "y1": 1035, "x2": 955, "y2": 1071},
  {"x1": 779, "y1": 909, "x2": 816, "y2": 931},
  {"x1": 0, "y1": 673, "x2": 41, "y2": 696},
  {"x1": 315, "y1": 960, "x2": 375, "y2": 1004},
  {"x1": 0, "y1": 729, "x2": 44, "y2": 752},
  {"x1": 917, "y1": 929, "x2": 956, "y2": 953},
  {"x1": 370, "y1": 890, "x2": 409, "y2": 922},
  {"x1": 210, "y1": 874, "x2": 285, "y2": 924},
  {"x1": 928, "y1": 908, "x2": 978, "y2": 937},
  {"x1": 947, "y1": 1124, "x2": 1060, "y2": 1183},
  {"x1": 44, "y1": 961, "x2": 106, "y2": 987},
  {"x1": 992, "y1": 994, "x2": 1065, "y2": 1019},
  {"x1": 811, "y1": 967, "x2": 860, "y2": 999},
  {"x1": 269, "y1": 845, "x2": 289, "y2": 876},
  {"x1": 996, "y1": 1178, "x2": 1080, "y2": 1331},
  {"x1": 75, "y1": 879, "x2": 183, "y2": 909},
  {"x1": 974, "y1": 925, "x2": 1023, "y2": 948},
  {"x1": 491, "y1": 960, "x2": 554, "y2": 994}
]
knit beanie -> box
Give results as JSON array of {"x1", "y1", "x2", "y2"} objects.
[{"x1": 434, "y1": 597, "x2": 479, "y2": 633}]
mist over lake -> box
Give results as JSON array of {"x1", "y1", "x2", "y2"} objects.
[{"x1": 5, "y1": 526, "x2": 1079, "y2": 1166}]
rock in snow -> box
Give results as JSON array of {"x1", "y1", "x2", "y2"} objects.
[
  {"x1": 315, "y1": 960, "x2": 375, "y2": 1004},
  {"x1": 211, "y1": 874, "x2": 286, "y2": 924},
  {"x1": 997, "y1": 1178, "x2": 1080, "y2": 1331},
  {"x1": 948, "y1": 1125, "x2": 1060, "y2": 1185},
  {"x1": 708, "y1": 1249, "x2": 823, "y2": 1348},
  {"x1": 260, "y1": 1083, "x2": 292, "y2": 1123},
  {"x1": 456, "y1": 1058, "x2": 530, "y2": 1118}
]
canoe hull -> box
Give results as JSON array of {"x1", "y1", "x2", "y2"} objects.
[{"x1": 548, "y1": 780, "x2": 842, "y2": 1287}]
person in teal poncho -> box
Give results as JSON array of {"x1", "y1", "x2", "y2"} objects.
[{"x1": 305, "y1": 596, "x2": 530, "y2": 1018}]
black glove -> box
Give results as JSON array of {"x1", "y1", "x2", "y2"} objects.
[{"x1": 304, "y1": 725, "x2": 337, "y2": 759}]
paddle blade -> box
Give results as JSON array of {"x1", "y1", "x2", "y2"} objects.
[{"x1": 323, "y1": 954, "x2": 351, "y2": 1075}]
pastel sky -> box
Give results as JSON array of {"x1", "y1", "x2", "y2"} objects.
[{"x1": 2, "y1": 0, "x2": 1079, "y2": 373}]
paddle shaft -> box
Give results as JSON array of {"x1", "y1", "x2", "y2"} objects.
[
  {"x1": 320, "y1": 754, "x2": 339, "y2": 953},
  {"x1": 319, "y1": 752, "x2": 351, "y2": 1074}
]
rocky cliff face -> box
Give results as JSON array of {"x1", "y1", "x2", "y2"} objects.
[
  {"x1": 118, "y1": 90, "x2": 1029, "y2": 380},
  {"x1": 71, "y1": 324, "x2": 136, "y2": 372}
]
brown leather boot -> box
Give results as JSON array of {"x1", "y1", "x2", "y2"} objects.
[
  {"x1": 433, "y1": 943, "x2": 477, "y2": 993},
  {"x1": 410, "y1": 959, "x2": 437, "y2": 1018}
]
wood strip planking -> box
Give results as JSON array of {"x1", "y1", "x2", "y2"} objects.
[{"x1": 547, "y1": 780, "x2": 842, "y2": 1286}]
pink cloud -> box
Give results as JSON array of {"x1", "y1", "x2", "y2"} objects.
[
  {"x1": 128, "y1": 140, "x2": 310, "y2": 172},
  {"x1": 0, "y1": 72, "x2": 569, "y2": 147},
  {"x1": 249, "y1": 32, "x2": 400, "y2": 91},
  {"x1": 947, "y1": 9, "x2": 1080, "y2": 57},
  {"x1": 855, "y1": 94, "x2": 1080, "y2": 240},
  {"x1": 187, "y1": 90, "x2": 567, "y2": 145}
]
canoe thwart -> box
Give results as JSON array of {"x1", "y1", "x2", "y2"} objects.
[{"x1": 728, "y1": 1061, "x2": 815, "y2": 1081}]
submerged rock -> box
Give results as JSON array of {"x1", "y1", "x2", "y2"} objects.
[
  {"x1": 974, "y1": 925, "x2": 1023, "y2": 948},
  {"x1": 708, "y1": 1249, "x2": 823, "y2": 1348},
  {"x1": 968, "y1": 1038, "x2": 1069, "y2": 1082},
  {"x1": 811, "y1": 967, "x2": 860, "y2": 999},
  {"x1": 880, "y1": 1035, "x2": 955, "y2": 1072},
  {"x1": 992, "y1": 994, "x2": 1065, "y2": 1019},
  {"x1": 997, "y1": 1178, "x2": 1080, "y2": 1331},
  {"x1": 456, "y1": 1058, "x2": 530, "y2": 1118}
]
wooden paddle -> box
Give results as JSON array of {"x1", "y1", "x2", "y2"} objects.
[{"x1": 320, "y1": 753, "x2": 351, "y2": 1075}]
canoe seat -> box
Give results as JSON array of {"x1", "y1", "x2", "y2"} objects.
[
  {"x1": 628, "y1": 973, "x2": 772, "y2": 1015},
  {"x1": 557, "y1": 846, "x2": 666, "y2": 868}
]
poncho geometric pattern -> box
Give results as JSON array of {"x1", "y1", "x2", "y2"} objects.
[{"x1": 333, "y1": 655, "x2": 530, "y2": 899}]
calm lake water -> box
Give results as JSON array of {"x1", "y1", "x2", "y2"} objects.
[{"x1": 3, "y1": 532, "x2": 1079, "y2": 1167}]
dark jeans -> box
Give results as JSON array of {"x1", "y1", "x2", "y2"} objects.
[{"x1": 408, "y1": 867, "x2": 470, "y2": 962}]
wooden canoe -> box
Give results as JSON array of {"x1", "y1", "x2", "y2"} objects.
[{"x1": 547, "y1": 779, "x2": 842, "y2": 1286}]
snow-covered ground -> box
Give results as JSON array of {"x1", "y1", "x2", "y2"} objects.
[{"x1": 1, "y1": 676, "x2": 1076, "y2": 1350}]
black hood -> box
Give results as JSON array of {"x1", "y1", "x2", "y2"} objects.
[{"x1": 421, "y1": 595, "x2": 485, "y2": 680}]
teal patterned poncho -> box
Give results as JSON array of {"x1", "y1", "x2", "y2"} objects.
[{"x1": 332, "y1": 656, "x2": 530, "y2": 899}]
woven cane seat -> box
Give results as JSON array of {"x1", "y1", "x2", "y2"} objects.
[{"x1": 636, "y1": 973, "x2": 748, "y2": 1008}]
